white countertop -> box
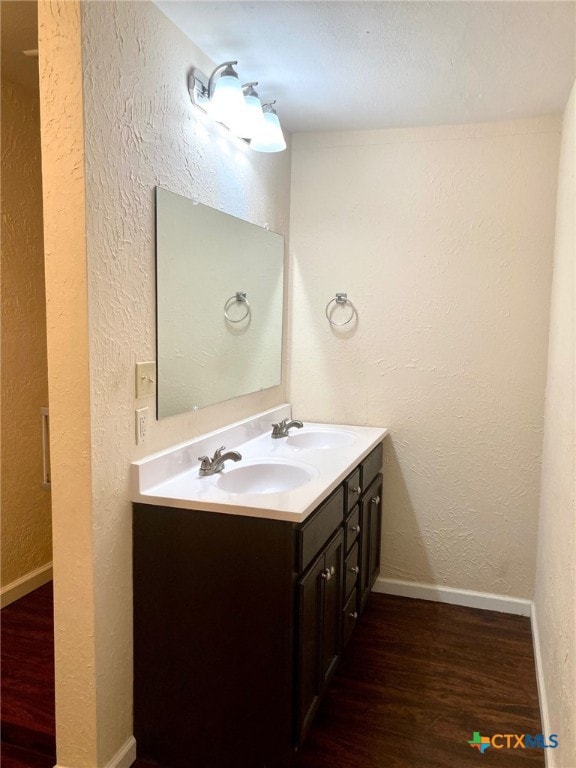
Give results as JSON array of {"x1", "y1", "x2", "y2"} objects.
[{"x1": 131, "y1": 405, "x2": 388, "y2": 522}]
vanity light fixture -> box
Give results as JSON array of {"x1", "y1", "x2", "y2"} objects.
[
  {"x1": 250, "y1": 102, "x2": 287, "y2": 153},
  {"x1": 230, "y1": 83, "x2": 265, "y2": 139},
  {"x1": 188, "y1": 62, "x2": 286, "y2": 152},
  {"x1": 206, "y1": 61, "x2": 245, "y2": 125}
]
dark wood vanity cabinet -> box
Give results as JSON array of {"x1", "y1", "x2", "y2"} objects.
[{"x1": 133, "y1": 442, "x2": 383, "y2": 768}]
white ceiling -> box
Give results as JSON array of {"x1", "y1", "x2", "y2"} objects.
[{"x1": 156, "y1": 1, "x2": 576, "y2": 134}]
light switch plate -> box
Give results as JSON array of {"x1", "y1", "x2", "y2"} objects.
[{"x1": 135, "y1": 362, "x2": 156, "y2": 399}]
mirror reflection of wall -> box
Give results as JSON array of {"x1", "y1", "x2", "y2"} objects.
[{"x1": 155, "y1": 187, "x2": 284, "y2": 418}]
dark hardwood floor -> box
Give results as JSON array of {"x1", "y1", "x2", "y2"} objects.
[
  {"x1": 1, "y1": 582, "x2": 56, "y2": 768},
  {"x1": 293, "y1": 594, "x2": 544, "y2": 768},
  {"x1": 1, "y1": 585, "x2": 544, "y2": 768}
]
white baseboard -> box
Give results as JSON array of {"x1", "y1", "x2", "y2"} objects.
[
  {"x1": 54, "y1": 736, "x2": 136, "y2": 768},
  {"x1": 531, "y1": 602, "x2": 551, "y2": 767},
  {"x1": 103, "y1": 736, "x2": 137, "y2": 768},
  {"x1": 373, "y1": 577, "x2": 532, "y2": 616},
  {"x1": 1, "y1": 562, "x2": 53, "y2": 608}
]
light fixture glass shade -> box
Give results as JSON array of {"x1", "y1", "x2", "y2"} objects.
[
  {"x1": 250, "y1": 106, "x2": 286, "y2": 153},
  {"x1": 230, "y1": 88, "x2": 265, "y2": 139},
  {"x1": 208, "y1": 66, "x2": 246, "y2": 127}
]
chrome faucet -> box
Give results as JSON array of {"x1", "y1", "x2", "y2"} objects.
[
  {"x1": 271, "y1": 418, "x2": 304, "y2": 439},
  {"x1": 198, "y1": 446, "x2": 242, "y2": 476}
]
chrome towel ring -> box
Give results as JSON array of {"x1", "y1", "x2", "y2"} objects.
[
  {"x1": 325, "y1": 292, "x2": 357, "y2": 326},
  {"x1": 224, "y1": 291, "x2": 250, "y2": 322}
]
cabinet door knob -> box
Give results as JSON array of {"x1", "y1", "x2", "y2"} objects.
[
  {"x1": 321, "y1": 567, "x2": 333, "y2": 582},
  {"x1": 371, "y1": 495, "x2": 380, "y2": 505},
  {"x1": 350, "y1": 524, "x2": 360, "y2": 534},
  {"x1": 354, "y1": 486, "x2": 362, "y2": 495},
  {"x1": 349, "y1": 565, "x2": 359, "y2": 574},
  {"x1": 349, "y1": 611, "x2": 358, "y2": 619}
]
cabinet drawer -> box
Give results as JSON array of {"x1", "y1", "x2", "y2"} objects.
[
  {"x1": 361, "y1": 443, "x2": 383, "y2": 490},
  {"x1": 342, "y1": 589, "x2": 358, "y2": 648},
  {"x1": 344, "y1": 468, "x2": 361, "y2": 513},
  {"x1": 344, "y1": 507, "x2": 361, "y2": 553},
  {"x1": 344, "y1": 542, "x2": 359, "y2": 600},
  {"x1": 297, "y1": 486, "x2": 344, "y2": 572}
]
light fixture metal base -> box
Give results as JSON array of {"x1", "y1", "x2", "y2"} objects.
[{"x1": 189, "y1": 68, "x2": 210, "y2": 113}]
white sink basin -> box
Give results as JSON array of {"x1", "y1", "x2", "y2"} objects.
[
  {"x1": 217, "y1": 460, "x2": 316, "y2": 495},
  {"x1": 286, "y1": 429, "x2": 356, "y2": 450}
]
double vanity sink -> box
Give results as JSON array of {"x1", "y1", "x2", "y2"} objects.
[
  {"x1": 131, "y1": 405, "x2": 388, "y2": 768},
  {"x1": 131, "y1": 403, "x2": 387, "y2": 521}
]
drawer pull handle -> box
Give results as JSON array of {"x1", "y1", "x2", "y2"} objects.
[
  {"x1": 350, "y1": 524, "x2": 360, "y2": 534},
  {"x1": 353, "y1": 486, "x2": 362, "y2": 495},
  {"x1": 349, "y1": 565, "x2": 359, "y2": 574},
  {"x1": 349, "y1": 611, "x2": 358, "y2": 619},
  {"x1": 371, "y1": 495, "x2": 380, "y2": 505},
  {"x1": 321, "y1": 566, "x2": 335, "y2": 582}
]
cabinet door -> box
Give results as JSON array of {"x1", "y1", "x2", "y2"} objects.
[
  {"x1": 321, "y1": 529, "x2": 344, "y2": 688},
  {"x1": 344, "y1": 542, "x2": 359, "y2": 602},
  {"x1": 297, "y1": 550, "x2": 326, "y2": 742},
  {"x1": 342, "y1": 588, "x2": 359, "y2": 647},
  {"x1": 367, "y1": 477, "x2": 382, "y2": 589},
  {"x1": 359, "y1": 475, "x2": 383, "y2": 611},
  {"x1": 296, "y1": 528, "x2": 344, "y2": 744}
]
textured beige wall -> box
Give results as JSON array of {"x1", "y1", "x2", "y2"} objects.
[
  {"x1": 38, "y1": 1, "x2": 292, "y2": 765},
  {"x1": 81, "y1": 1, "x2": 291, "y2": 463},
  {"x1": 534, "y1": 81, "x2": 575, "y2": 767},
  {"x1": 38, "y1": 1, "x2": 99, "y2": 766},
  {"x1": 82, "y1": 3, "x2": 290, "y2": 763},
  {"x1": 289, "y1": 118, "x2": 559, "y2": 599},
  {"x1": 0, "y1": 74, "x2": 52, "y2": 589}
]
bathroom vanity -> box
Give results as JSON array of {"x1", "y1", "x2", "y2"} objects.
[{"x1": 132, "y1": 406, "x2": 387, "y2": 768}]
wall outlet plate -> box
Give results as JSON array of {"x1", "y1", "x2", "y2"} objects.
[
  {"x1": 135, "y1": 407, "x2": 148, "y2": 445},
  {"x1": 135, "y1": 362, "x2": 156, "y2": 399}
]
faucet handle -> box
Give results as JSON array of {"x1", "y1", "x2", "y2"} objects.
[
  {"x1": 198, "y1": 455, "x2": 211, "y2": 470},
  {"x1": 213, "y1": 445, "x2": 226, "y2": 460},
  {"x1": 271, "y1": 420, "x2": 287, "y2": 438}
]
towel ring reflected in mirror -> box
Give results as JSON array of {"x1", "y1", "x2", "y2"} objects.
[
  {"x1": 224, "y1": 291, "x2": 251, "y2": 323},
  {"x1": 325, "y1": 292, "x2": 357, "y2": 326}
]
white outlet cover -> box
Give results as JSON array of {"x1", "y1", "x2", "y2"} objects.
[{"x1": 135, "y1": 407, "x2": 148, "y2": 445}]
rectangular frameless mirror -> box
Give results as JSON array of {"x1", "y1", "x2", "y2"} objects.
[{"x1": 155, "y1": 187, "x2": 284, "y2": 418}]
